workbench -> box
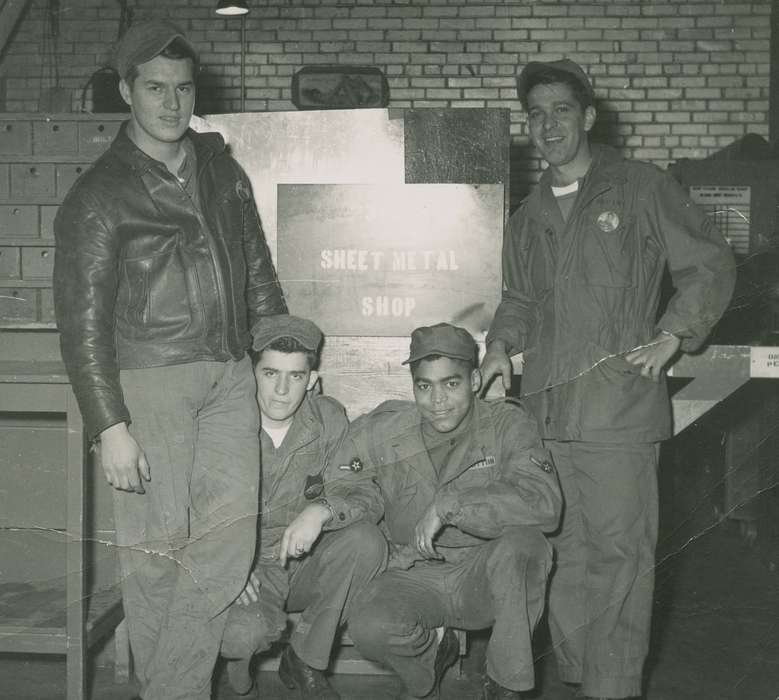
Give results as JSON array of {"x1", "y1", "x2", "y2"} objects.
[{"x1": 0, "y1": 360, "x2": 123, "y2": 700}]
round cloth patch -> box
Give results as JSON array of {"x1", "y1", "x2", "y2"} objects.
[{"x1": 597, "y1": 210, "x2": 620, "y2": 232}]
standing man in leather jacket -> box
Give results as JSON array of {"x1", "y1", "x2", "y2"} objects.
[{"x1": 53, "y1": 20, "x2": 286, "y2": 700}]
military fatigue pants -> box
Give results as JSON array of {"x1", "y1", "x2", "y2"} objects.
[
  {"x1": 113, "y1": 358, "x2": 260, "y2": 700},
  {"x1": 546, "y1": 440, "x2": 659, "y2": 699},
  {"x1": 222, "y1": 521, "x2": 387, "y2": 669},
  {"x1": 348, "y1": 527, "x2": 551, "y2": 695}
]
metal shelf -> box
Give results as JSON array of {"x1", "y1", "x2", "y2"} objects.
[{"x1": 0, "y1": 362, "x2": 124, "y2": 700}]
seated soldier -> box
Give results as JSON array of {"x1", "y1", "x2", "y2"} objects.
[
  {"x1": 344, "y1": 323, "x2": 562, "y2": 700},
  {"x1": 221, "y1": 314, "x2": 387, "y2": 699}
]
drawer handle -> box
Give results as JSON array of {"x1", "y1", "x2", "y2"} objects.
[
  {"x1": 53, "y1": 125, "x2": 60, "y2": 132},
  {"x1": 29, "y1": 167, "x2": 37, "y2": 176},
  {"x1": 12, "y1": 207, "x2": 20, "y2": 215},
  {"x1": 3, "y1": 125, "x2": 11, "y2": 132},
  {"x1": 41, "y1": 250, "x2": 49, "y2": 258}
]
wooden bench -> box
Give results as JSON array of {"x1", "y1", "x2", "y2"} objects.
[{"x1": 115, "y1": 614, "x2": 468, "y2": 679}]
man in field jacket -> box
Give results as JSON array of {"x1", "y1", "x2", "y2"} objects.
[
  {"x1": 482, "y1": 59, "x2": 736, "y2": 700},
  {"x1": 221, "y1": 315, "x2": 386, "y2": 699},
  {"x1": 346, "y1": 323, "x2": 562, "y2": 700}
]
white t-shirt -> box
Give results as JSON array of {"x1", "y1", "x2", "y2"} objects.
[
  {"x1": 262, "y1": 422, "x2": 291, "y2": 448},
  {"x1": 551, "y1": 180, "x2": 580, "y2": 222}
]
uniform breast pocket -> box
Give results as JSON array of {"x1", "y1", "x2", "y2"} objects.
[
  {"x1": 458, "y1": 461, "x2": 498, "y2": 488},
  {"x1": 580, "y1": 213, "x2": 636, "y2": 288}
]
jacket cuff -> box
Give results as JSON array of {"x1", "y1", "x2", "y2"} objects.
[
  {"x1": 434, "y1": 492, "x2": 463, "y2": 526},
  {"x1": 655, "y1": 315, "x2": 702, "y2": 353},
  {"x1": 84, "y1": 407, "x2": 132, "y2": 443},
  {"x1": 320, "y1": 494, "x2": 354, "y2": 530}
]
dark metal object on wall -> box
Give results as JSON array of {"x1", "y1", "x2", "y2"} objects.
[
  {"x1": 291, "y1": 65, "x2": 389, "y2": 110},
  {"x1": 404, "y1": 109, "x2": 510, "y2": 185},
  {"x1": 89, "y1": 68, "x2": 129, "y2": 113}
]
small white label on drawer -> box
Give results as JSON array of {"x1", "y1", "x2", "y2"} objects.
[{"x1": 750, "y1": 347, "x2": 779, "y2": 378}]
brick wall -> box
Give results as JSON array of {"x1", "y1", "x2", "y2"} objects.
[{"x1": 0, "y1": 0, "x2": 771, "y2": 197}]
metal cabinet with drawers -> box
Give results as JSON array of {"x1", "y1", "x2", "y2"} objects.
[{"x1": 0, "y1": 114, "x2": 124, "y2": 328}]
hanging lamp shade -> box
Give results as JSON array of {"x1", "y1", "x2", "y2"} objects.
[{"x1": 215, "y1": 0, "x2": 249, "y2": 15}]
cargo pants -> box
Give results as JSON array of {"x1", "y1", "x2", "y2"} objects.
[
  {"x1": 546, "y1": 440, "x2": 659, "y2": 699},
  {"x1": 348, "y1": 526, "x2": 552, "y2": 695},
  {"x1": 222, "y1": 521, "x2": 388, "y2": 669},
  {"x1": 113, "y1": 357, "x2": 260, "y2": 700}
]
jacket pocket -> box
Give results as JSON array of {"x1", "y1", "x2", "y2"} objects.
[
  {"x1": 117, "y1": 243, "x2": 206, "y2": 342},
  {"x1": 580, "y1": 214, "x2": 636, "y2": 288},
  {"x1": 578, "y1": 355, "x2": 660, "y2": 434}
]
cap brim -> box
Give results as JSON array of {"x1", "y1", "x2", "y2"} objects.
[{"x1": 402, "y1": 351, "x2": 473, "y2": 365}]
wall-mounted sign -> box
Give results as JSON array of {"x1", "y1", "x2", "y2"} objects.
[
  {"x1": 277, "y1": 183, "x2": 503, "y2": 337},
  {"x1": 750, "y1": 346, "x2": 779, "y2": 378}
]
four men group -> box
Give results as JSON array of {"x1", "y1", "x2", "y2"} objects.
[{"x1": 53, "y1": 20, "x2": 735, "y2": 700}]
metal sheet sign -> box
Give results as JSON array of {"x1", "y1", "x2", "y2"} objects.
[
  {"x1": 277, "y1": 183, "x2": 503, "y2": 337},
  {"x1": 750, "y1": 347, "x2": 779, "y2": 378},
  {"x1": 194, "y1": 110, "x2": 404, "y2": 255}
]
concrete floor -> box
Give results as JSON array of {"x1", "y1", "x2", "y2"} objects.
[{"x1": 2, "y1": 514, "x2": 778, "y2": 700}]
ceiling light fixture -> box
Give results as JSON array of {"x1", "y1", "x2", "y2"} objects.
[{"x1": 215, "y1": 0, "x2": 249, "y2": 16}]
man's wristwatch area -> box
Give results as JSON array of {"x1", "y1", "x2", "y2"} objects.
[{"x1": 313, "y1": 497, "x2": 337, "y2": 523}]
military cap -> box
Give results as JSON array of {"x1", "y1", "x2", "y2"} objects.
[
  {"x1": 114, "y1": 19, "x2": 198, "y2": 80},
  {"x1": 516, "y1": 58, "x2": 594, "y2": 106},
  {"x1": 402, "y1": 322, "x2": 477, "y2": 365},
  {"x1": 251, "y1": 314, "x2": 323, "y2": 353}
]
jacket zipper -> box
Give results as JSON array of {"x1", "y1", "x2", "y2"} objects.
[{"x1": 192, "y1": 152, "x2": 231, "y2": 357}]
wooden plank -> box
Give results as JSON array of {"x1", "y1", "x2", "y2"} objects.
[
  {"x1": 65, "y1": 388, "x2": 85, "y2": 700},
  {"x1": 0, "y1": 381, "x2": 68, "y2": 411},
  {"x1": 85, "y1": 594, "x2": 123, "y2": 648},
  {"x1": 114, "y1": 619, "x2": 131, "y2": 684},
  {"x1": 0, "y1": 360, "x2": 69, "y2": 383},
  {"x1": 0, "y1": 626, "x2": 67, "y2": 653},
  {"x1": 256, "y1": 646, "x2": 393, "y2": 675},
  {"x1": 667, "y1": 344, "x2": 751, "y2": 379}
]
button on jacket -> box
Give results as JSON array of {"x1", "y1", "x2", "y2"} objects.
[
  {"x1": 53, "y1": 124, "x2": 287, "y2": 439},
  {"x1": 340, "y1": 396, "x2": 562, "y2": 562},
  {"x1": 487, "y1": 144, "x2": 736, "y2": 443}
]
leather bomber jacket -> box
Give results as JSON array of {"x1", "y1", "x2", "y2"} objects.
[{"x1": 53, "y1": 124, "x2": 287, "y2": 439}]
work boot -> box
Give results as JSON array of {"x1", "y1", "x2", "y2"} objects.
[
  {"x1": 482, "y1": 673, "x2": 521, "y2": 699},
  {"x1": 278, "y1": 644, "x2": 340, "y2": 699},
  {"x1": 226, "y1": 656, "x2": 254, "y2": 695},
  {"x1": 394, "y1": 628, "x2": 460, "y2": 699}
]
